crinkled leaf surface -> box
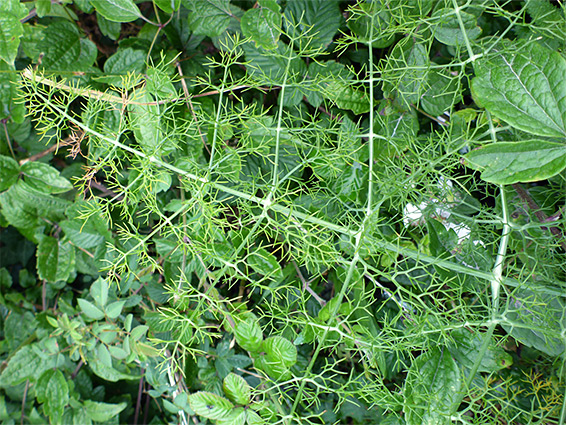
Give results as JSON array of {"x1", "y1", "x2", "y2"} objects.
[
  {"x1": 241, "y1": 0, "x2": 281, "y2": 49},
  {"x1": 471, "y1": 41, "x2": 566, "y2": 138},
  {"x1": 465, "y1": 140, "x2": 566, "y2": 184},
  {"x1": 432, "y1": 8, "x2": 481, "y2": 47},
  {"x1": 188, "y1": 391, "x2": 233, "y2": 420},
  {"x1": 284, "y1": 0, "x2": 342, "y2": 50},
  {"x1": 404, "y1": 348, "x2": 461, "y2": 425},
  {"x1": 186, "y1": 0, "x2": 233, "y2": 37}
]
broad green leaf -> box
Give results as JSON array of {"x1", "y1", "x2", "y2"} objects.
[
  {"x1": 37, "y1": 236, "x2": 75, "y2": 283},
  {"x1": 188, "y1": 391, "x2": 233, "y2": 420},
  {"x1": 20, "y1": 161, "x2": 73, "y2": 194},
  {"x1": 186, "y1": 0, "x2": 232, "y2": 37},
  {"x1": 448, "y1": 329, "x2": 512, "y2": 373},
  {"x1": 0, "y1": 181, "x2": 69, "y2": 232},
  {"x1": 0, "y1": 344, "x2": 57, "y2": 387},
  {"x1": 154, "y1": 0, "x2": 181, "y2": 13},
  {"x1": 0, "y1": 155, "x2": 19, "y2": 191},
  {"x1": 285, "y1": 0, "x2": 342, "y2": 50},
  {"x1": 257, "y1": 336, "x2": 297, "y2": 380},
  {"x1": 90, "y1": 0, "x2": 141, "y2": 23},
  {"x1": 105, "y1": 300, "x2": 126, "y2": 319},
  {"x1": 420, "y1": 70, "x2": 461, "y2": 116},
  {"x1": 102, "y1": 47, "x2": 146, "y2": 87},
  {"x1": 90, "y1": 277, "x2": 109, "y2": 308},
  {"x1": 347, "y1": 1, "x2": 396, "y2": 48},
  {"x1": 502, "y1": 284, "x2": 565, "y2": 357},
  {"x1": 36, "y1": 370, "x2": 69, "y2": 425},
  {"x1": 86, "y1": 351, "x2": 140, "y2": 382},
  {"x1": 36, "y1": 0, "x2": 52, "y2": 17},
  {"x1": 0, "y1": 14, "x2": 23, "y2": 65},
  {"x1": 243, "y1": 43, "x2": 307, "y2": 106},
  {"x1": 38, "y1": 21, "x2": 97, "y2": 71},
  {"x1": 234, "y1": 317, "x2": 263, "y2": 352},
  {"x1": 471, "y1": 41, "x2": 566, "y2": 138},
  {"x1": 248, "y1": 248, "x2": 283, "y2": 280},
  {"x1": 392, "y1": 0, "x2": 433, "y2": 23},
  {"x1": 0, "y1": 61, "x2": 25, "y2": 122},
  {"x1": 241, "y1": 0, "x2": 281, "y2": 50},
  {"x1": 129, "y1": 90, "x2": 162, "y2": 154},
  {"x1": 130, "y1": 325, "x2": 149, "y2": 341},
  {"x1": 61, "y1": 199, "x2": 112, "y2": 249},
  {"x1": 382, "y1": 39, "x2": 429, "y2": 105},
  {"x1": 97, "y1": 13, "x2": 122, "y2": 40},
  {"x1": 404, "y1": 348, "x2": 461, "y2": 425},
  {"x1": 78, "y1": 298, "x2": 105, "y2": 320},
  {"x1": 432, "y1": 8, "x2": 481, "y2": 47},
  {"x1": 324, "y1": 81, "x2": 370, "y2": 114},
  {"x1": 223, "y1": 373, "x2": 251, "y2": 405},
  {"x1": 83, "y1": 400, "x2": 127, "y2": 422},
  {"x1": 465, "y1": 141, "x2": 566, "y2": 184},
  {"x1": 217, "y1": 407, "x2": 247, "y2": 425},
  {"x1": 0, "y1": 0, "x2": 27, "y2": 65}
]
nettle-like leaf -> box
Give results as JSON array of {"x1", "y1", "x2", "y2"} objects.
[
  {"x1": 447, "y1": 329, "x2": 512, "y2": 373},
  {"x1": 284, "y1": 0, "x2": 343, "y2": 50},
  {"x1": 241, "y1": 0, "x2": 281, "y2": 50},
  {"x1": 404, "y1": 348, "x2": 461, "y2": 425},
  {"x1": 186, "y1": 0, "x2": 234, "y2": 37},
  {"x1": 465, "y1": 140, "x2": 566, "y2": 184},
  {"x1": 471, "y1": 41, "x2": 566, "y2": 138},
  {"x1": 36, "y1": 370, "x2": 69, "y2": 424},
  {"x1": 38, "y1": 20, "x2": 97, "y2": 71}
]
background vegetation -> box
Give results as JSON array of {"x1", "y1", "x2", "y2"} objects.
[{"x1": 0, "y1": 0, "x2": 565, "y2": 424}]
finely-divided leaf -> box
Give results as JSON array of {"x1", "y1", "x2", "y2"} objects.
[
  {"x1": 284, "y1": 0, "x2": 342, "y2": 50},
  {"x1": 465, "y1": 140, "x2": 566, "y2": 184},
  {"x1": 432, "y1": 8, "x2": 481, "y2": 47},
  {"x1": 223, "y1": 373, "x2": 251, "y2": 405},
  {"x1": 404, "y1": 348, "x2": 461, "y2": 425},
  {"x1": 471, "y1": 41, "x2": 566, "y2": 138},
  {"x1": 90, "y1": 0, "x2": 141, "y2": 23},
  {"x1": 188, "y1": 391, "x2": 233, "y2": 421},
  {"x1": 241, "y1": 0, "x2": 281, "y2": 50}
]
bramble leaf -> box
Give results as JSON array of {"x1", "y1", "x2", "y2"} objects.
[
  {"x1": 188, "y1": 391, "x2": 233, "y2": 420},
  {"x1": 223, "y1": 373, "x2": 251, "y2": 405}
]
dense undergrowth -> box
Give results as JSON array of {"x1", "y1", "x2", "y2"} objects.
[{"x1": 0, "y1": 0, "x2": 565, "y2": 424}]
